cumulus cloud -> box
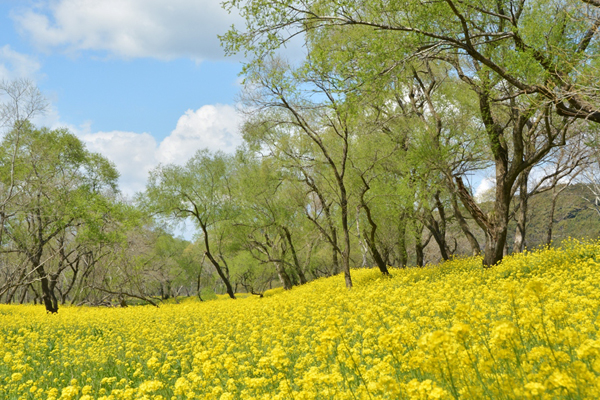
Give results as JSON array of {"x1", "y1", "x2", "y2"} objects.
[
  {"x1": 0, "y1": 45, "x2": 41, "y2": 80},
  {"x1": 475, "y1": 177, "x2": 495, "y2": 202},
  {"x1": 158, "y1": 104, "x2": 242, "y2": 164},
  {"x1": 72, "y1": 104, "x2": 241, "y2": 195},
  {"x1": 82, "y1": 130, "x2": 159, "y2": 195},
  {"x1": 12, "y1": 0, "x2": 243, "y2": 61}
]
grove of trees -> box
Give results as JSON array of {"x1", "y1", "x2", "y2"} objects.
[{"x1": 1, "y1": 0, "x2": 600, "y2": 310}]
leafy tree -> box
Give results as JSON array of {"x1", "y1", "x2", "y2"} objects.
[
  {"x1": 232, "y1": 152, "x2": 309, "y2": 289},
  {"x1": 0, "y1": 122, "x2": 119, "y2": 312},
  {"x1": 241, "y1": 58, "x2": 358, "y2": 287},
  {"x1": 0, "y1": 80, "x2": 46, "y2": 299},
  {"x1": 222, "y1": 0, "x2": 600, "y2": 123},
  {"x1": 141, "y1": 150, "x2": 238, "y2": 299},
  {"x1": 223, "y1": 0, "x2": 600, "y2": 267}
]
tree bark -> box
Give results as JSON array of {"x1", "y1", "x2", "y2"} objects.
[
  {"x1": 513, "y1": 169, "x2": 531, "y2": 253},
  {"x1": 37, "y1": 267, "x2": 58, "y2": 313},
  {"x1": 29, "y1": 283, "x2": 41, "y2": 305},
  {"x1": 340, "y1": 185, "x2": 353, "y2": 288},
  {"x1": 455, "y1": 175, "x2": 511, "y2": 267},
  {"x1": 424, "y1": 213, "x2": 450, "y2": 261},
  {"x1": 281, "y1": 226, "x2": 308, "y2": 284},
  {"x1": 274, "y1": 262, "x2": 294, "y2": 290},
  {"x1": 546, "y1": 187, "x2": 561, "y2": 245},
  {"x1": 450, "y1": 192, "x2": 481, "y2": 256},
  {"x1": 358, "y1": 188, "x2": 390, "y2": 275},
  {"x1": 414, "y1": 221, "x2": 431, "y2": 267},
  {"x1": 356, "y1": 206, "x2": 369, "y2": 268},
  {"x1": 423, "y1": 192, "x2": 451, "y2": 261},
  {"x1": 5, "y1": 276, "x2": 23, "y2": 304},
  {"x1": 18, "y1": 285, "x2": 28, "y2": 304},
  {"x1": 200, "y1": 222, "x2": 236, "y2": 299},
  {"x1": 397, "y1": 215, "x2": 408, "y2": 267},
  {"x1": 61, "y1": 263, "x2": 79, "y2": 305}
]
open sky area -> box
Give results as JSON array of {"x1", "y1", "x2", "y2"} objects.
[
  {"x1": 0, "y1": 0, "x2": 492, "y2": 200},
  {"x1": 0, "y1": 0, "x2": 252, "y2": 196}
]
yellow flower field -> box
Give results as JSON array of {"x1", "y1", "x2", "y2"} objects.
[{"x1": 2, "y1": 240, "x2": 600, "y2": 400}]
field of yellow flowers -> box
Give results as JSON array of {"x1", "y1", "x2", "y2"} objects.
[{"x1": 2, "y1": 240, "x2": 600, "y2": 400}]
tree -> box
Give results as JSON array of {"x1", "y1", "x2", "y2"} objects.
[
  {"x1": 241, "y1": 57, "x2": 359, "y2": 287},
  {"x1": 582, "y1": 139, "x2": 600, "y2": 218},
  {"x1": 510, "y1": 132, "x2": 590, "y2": 251},
  {"x1": 0, "y1": 79, "x2": 46, "y2": 254},
  {"x1": 0, "y1": 122, "x2": 119, "y2": 312},
  {"x1": 233, "y1": 152, "x2": 309, "y2": 289},
  {"x1": 141, "y1": 150, "x2": 238, "y2": 299},
  {"x1": 347, "y1": 59, "x2": 486, "y2": 262},
  {"x1": 222, "y1": 0, "x2": 600, "y2": 123},
  {"x1": 222, "y1": 0, "x2": 600, "y2": 266}
]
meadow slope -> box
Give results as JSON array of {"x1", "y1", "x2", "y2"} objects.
[{"x1": 2, "y1": 240, "x2": 600, "y2": 399}]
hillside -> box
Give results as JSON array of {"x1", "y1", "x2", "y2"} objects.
[
  {"x1": 1, "y1": 240, "x2": 600, "y2": 399},
  {"x1": 509, "y1": 183, "x2": 600, "y2": 249},
  {"x1": 418, "y1": 183, "x2": 600, "y2": 265}
]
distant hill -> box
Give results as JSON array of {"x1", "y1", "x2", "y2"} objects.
[
  {"x1": 422, "y1": 183, "x2": 600, "y2": 263},
  {"x1": 507, "y1": 183, "x2": 600, "y2": 252}
]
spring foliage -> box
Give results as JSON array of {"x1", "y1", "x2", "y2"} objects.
[{"x1": 1, "y1": 239, "x2": 600, "y2": 399}]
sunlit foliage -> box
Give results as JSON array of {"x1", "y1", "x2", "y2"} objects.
[{"x1": 1, "y1": 239, "x2": 600, "y2": 399}]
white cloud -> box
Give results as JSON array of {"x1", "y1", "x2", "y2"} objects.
[
  {"x1": 158, "y1": 104, "x2": 241, "y2": 164},
  {"x1": 71, "y1": 104, "x2": 241, "y2": 195},
  {"x1": 475, "y1": 177, "x2": 495, "y2": 202},
  {"x1": 0, "y1": 45, "x2": 41, "y2": 80},
  {"x1": 82, "y1": 130, "x2": 159, "y2": 195},
  {"x1": 13, "y1": 0, "x2": 243, "y2": 61}
]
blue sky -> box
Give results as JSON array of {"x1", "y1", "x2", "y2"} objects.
[
  {"x1": 0, "y1": 0, "x2": 247, "y2": 195},
  {"x1": 0, "y1": 0, "x2": 492, "y2": 204}
]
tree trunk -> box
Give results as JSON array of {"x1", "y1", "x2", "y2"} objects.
[
  {"x1": 218, "y1": 254, "x2": 231, "y2": 282},
  {"x1": 38, "y1": 268, "x2": 58, "y2": 313},
  {"x1": 205, "y1": 251, "x2": 236, "y2": 299},
  {"x1": 330, "y1": 237, "x2": 340, "y2": 276},
  {"x1": 300, "y1": 171, "x2": 341, "y2": 277},
  {"x1": 5, "y1": 266, "x2": 28, "y2": 304},
  {"x1": 455, "y1": 175, "x2": 511, "y2": 267},
  {"x1": 61, "y1": 263, "x2": 80, "y2": 305},
  {"x1": 19, "y1": 285, "x2": 28, "y2": 304},
  {"x1": 414, "y1": 222, "x2": 431, "y2": 267},
  {"x1": 160, "y1": 282, "x2": 171, "y2": 300},
  {"x1": 30, "y1": 283, "x2": 41, "y2": 305},
  {"x1": 397, "y1": 215, "x2": 408, "y2": 267},
  {"x1": 425, "y1": 215, "x2": 450, "y2": 261},
  {"x1": 25, "y1": 243, "x2": 59, "y2": 313},
  {"x1": 47, "y1": 273, "x2": 60, "y2": 312},
  {"x1": 197, "y1": 272, "x2": 204, "y2": 301},
  {"x1": 546, "y1": 188, "x2": 560, "y2": 246},
  {"x1": 274, "y1": 262, "x2": 294, "y2": 290},
  {"x1": 481, "y1": 187, "x2": 511, "y2": 266},
  {"x1": 453, "y1": 85, "x2": 526, "y2": 267},
  {"x1": 340, "y1": 186, "x2": 353, "y2": 288},
  {"x1": 513, "y1": 169, "x2": 531, "y2": 253},
  {"x1": 356, "y1": 207, "x2": 369, "y2": 268},
  {"x1": 450, "y1": 192, "x2": 481, "y2": 256},
  {"x1": 199, "y1": 222, "x2": 235, "y2": 299},
  {"x1": 357, "y1": 176, "x2": 390, "y2": 274},
  {"x1": 282, "y1": 226, "x2": 308, "y2": 284},
  {"x1": 423, "y1": 192, "x2": 451, "y2": 261},
  {"x1": 364, "y1": 233, "x2": 389, "y2": 274},
  {"x1": 5, "y1": 285, "x2": 17, "y2": 304},
  {"x1": 359, "y1": 200, "x2": 390, "y2": 275},
  {"x1": 415, "y1": 238, "x2": 425, "y2": 267}
]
